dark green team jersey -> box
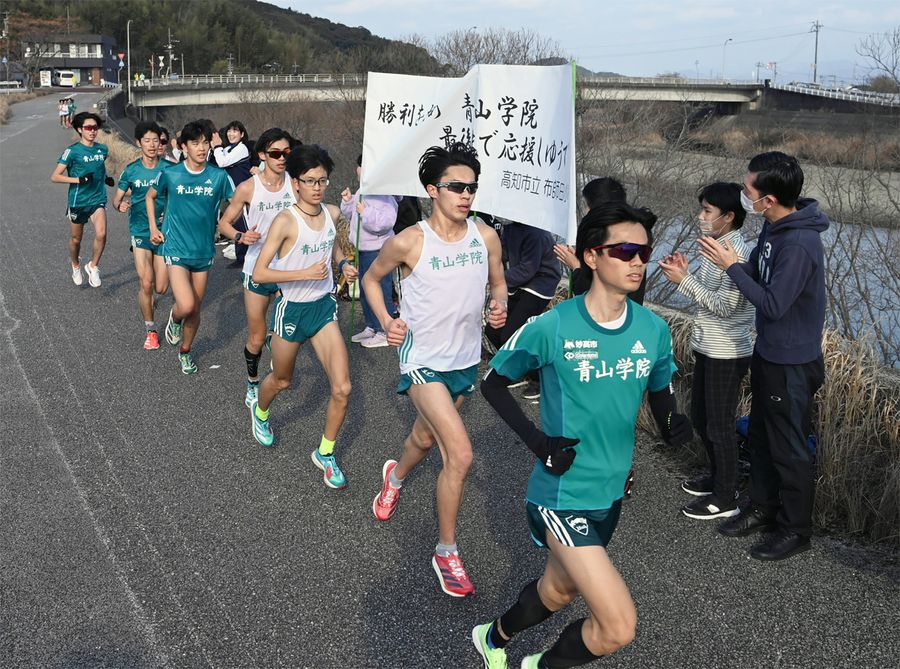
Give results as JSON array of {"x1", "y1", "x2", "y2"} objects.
[
  {"x1": 58, "y1": 142, "x2": 109, "y2": 209},
  {"x1": 153, "y1": 162, "x2": 234, "y2": 259},
  {"x1": 118, "y1": 158, "x2": 172, "y2": 237},
  {"x1": 490, "y1": 296, "x2": 677, "y2": 511}
]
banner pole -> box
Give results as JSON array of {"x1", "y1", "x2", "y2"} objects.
[{"x1": 348, "y1": 194, "x2": 363, "y2": 344}]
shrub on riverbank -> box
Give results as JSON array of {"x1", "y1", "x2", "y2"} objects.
[{"x1": 640, "y1": 305, "x2": 900, "y2": 546}]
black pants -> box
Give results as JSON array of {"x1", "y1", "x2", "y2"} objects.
[
  {"x1": 485, "y1": 290, "x2": 550, "y2": 351},
  {"x1": 747, "y1": 353, "x2": 825, "y2": 537},
  {"x1": 691, "y1": 351, "x2": 751, "y2": 500}
]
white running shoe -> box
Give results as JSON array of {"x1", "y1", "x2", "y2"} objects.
[
  {"x1": 84, "y1": 261, "x2": 101, "y2": 287},
  {"x1": 351, "y1": 326, "x2": 375, "y2": 343},
  {"x1": 361, "y1": 331, "x2": 389, "y2": 348},
  {"x1": 71, "y1": 261, "x2": 83, "y2": 286},
  {"x1": 222, "y1": 243, "x2": 237, "y2": 260}
]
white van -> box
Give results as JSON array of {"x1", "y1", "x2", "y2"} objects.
[{"x1": 57, "y1": 70, "x2": 79, "y2": 87}]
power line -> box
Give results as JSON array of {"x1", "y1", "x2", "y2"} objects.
[
  {"x1": 578, "y1": 31, "x2": 811, "y2": 59},
  {"x1": 571, "y1": 22, "x2": 812, "y2": 51}
]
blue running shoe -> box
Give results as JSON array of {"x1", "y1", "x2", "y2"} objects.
[
  {"x1": 250, "y1": 400, "x2": 274, "y2": 447},
  {"x1": 244, "y1": 381, "x2": 259, "y2": 408},
  {"x1": 311, "y1": 449, "x2": 347, "y2": 489}
]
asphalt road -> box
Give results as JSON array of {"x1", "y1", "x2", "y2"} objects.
[{"x1": 1, "y1": 93, "x2": 897, "y2": 669}]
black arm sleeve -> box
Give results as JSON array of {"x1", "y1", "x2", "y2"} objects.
[
  {"x1": 647, "y1": 384, "x2": 677, "y2": 435},
  {"x1": 481, "y1": 368, "x2": 537, "y2": 442}
]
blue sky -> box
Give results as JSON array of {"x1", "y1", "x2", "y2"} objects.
[{"x1": 270, "y1": 0, "x2": 900, "y2": 84}]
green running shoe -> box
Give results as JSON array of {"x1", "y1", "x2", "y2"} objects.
[
  {"x1": 471, "y1": 623, "x2": 508, "y2": 669},
  {"x1": 179, "y1": 351, "x2": 197, "y2": 375},
  {"x1": 244, "y1": 381, "x2": 259, "y2": 408},
  {"x1": 250, "y1": 400, "x2": 274, "y2": 447},
  {"x1": 311, "y1": 449, "x2": 347, "y2": 489},
  {"x1": 165, "y1": 308, "x2": 183, "y2": 345},
  {"x1": 519, "y1": 653, "x2": 543, "y2": 669}
]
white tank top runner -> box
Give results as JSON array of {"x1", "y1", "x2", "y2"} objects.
[
  {"x1": 242, "y1": 173, "x2": 296, "y2": 276},
  {"x1": 398, "y1": 218, "x2": 489, "y2": 373},
  {"x1": 269, "y1": 205, "x2": 336, "y2": 303}
]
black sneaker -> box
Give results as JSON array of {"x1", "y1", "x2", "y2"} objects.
[
  {"x1": 682, "y1": 493, "x2": 739, "y2": 520},
  {"x1": 522, "y1": 380, "x2": 541, "y2": 400},
  {"x1": 681, "y1": 474, "x2": 713, "y2": 496}
]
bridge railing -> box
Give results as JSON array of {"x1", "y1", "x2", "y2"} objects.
[
  {"x1": 132, "y1": 73, "x2": 367, "y2": 88},
  {"x1": 772, "y1": 83, "x2": 900, "y2": 107},
  {"x1": 579, "y1": 75, "x2": 760, "y2": 87}
]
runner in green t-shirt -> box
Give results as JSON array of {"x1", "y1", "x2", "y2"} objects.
[
  {"x1": 113, "y1": 121, "x2": 173, "y2": 350},
  {"x1": 472, "y1": 202, "x2": 693, "y2": 669},
  {"x1": 50, "y1": 111, "x2": 115, "y2": 288},
  {"x1": 146, "y1": 121, "x2": 234, "y2": 374}
]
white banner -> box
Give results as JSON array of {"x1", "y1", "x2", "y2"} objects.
[{"x1": 360, "y1": 63, "x2": 577, "y2": 242}]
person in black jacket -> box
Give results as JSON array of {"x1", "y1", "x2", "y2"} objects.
[
  {"x1": 484, "y1": 219, "x2": 562, "y2": 399},
  {"x1": 699, "y1": 151, "x2": 827, "y2": 561}
]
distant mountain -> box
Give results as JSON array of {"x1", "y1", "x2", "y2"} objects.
[{"x1": 535, "y1": 57, "x2": 621, "y2": 77}]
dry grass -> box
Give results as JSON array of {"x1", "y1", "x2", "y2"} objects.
[
  {"x1": 640, "y1": 305, "x2": 900, "y2": 545},
  {"x1": 0, "y1": 91, "x2": 46, "y2": 125},
  {"x1": 693, "y1": 126, "x2": 900, "y2": 171},
  {"x1": 99, "y1": 128, "x2": 140, "y2": 177}
]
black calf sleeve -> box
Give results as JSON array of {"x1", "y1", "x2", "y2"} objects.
[
  {"x1": 540, "y1": 619, "x2": 601, "y2": 668},
  {"x1": 498, "y1": 579, "x2": 555, "y2": 640},
  {"x1": 244, "y1": 347, "x2": 262, "y2": 379}
]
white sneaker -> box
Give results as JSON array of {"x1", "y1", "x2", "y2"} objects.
[
  {"x1": 223, "y1": 243, "x2": 237, "y2": 260},
  {"x1": 361, "y1": 331, "x2": 389, "y2": 348},
  {"x1": 71, "y1": 261, "x2": 83, "y2": 286},
  {"x1": 351, "y1": 326, "x2": 376, "y2": 343},
  {"x1": 84, "y1": 261, "x2": 101, "y2": 287}
]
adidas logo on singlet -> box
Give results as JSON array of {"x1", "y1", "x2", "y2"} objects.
[
  {"x1": 469, "y1": 238, "x2": 482, "y2": 248},
  {"x1": 631, "y1": 340, "x2": 647, "y2": 354},
  {"x1": 204, "y1": 178, "x2": 213, "y2": 184}
]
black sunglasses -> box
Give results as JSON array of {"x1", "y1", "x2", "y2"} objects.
[
  {"x1": 265, "y1": 148, "x2": 292, "y2": 159},
  {"x1": 434, "y1": 181, "x2": 478, "y2": 194},
  {"x1": 591, "y1": 242, "x2": 653, "y2": 263}
]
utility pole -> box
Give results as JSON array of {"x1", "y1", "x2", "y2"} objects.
[
  {"x1": 226, "y1": 53, "x2": 234, "y2": 75},
  {"x1": 126, "y1": 19, "x2": 131, "y2": 105},
  {"x1": 721, "y1": 38, "x2": 732, "y2": 82},
  {"x1": 755, "y1": 61, "x2": 765, "y2": 83},
  {"x1": 811, "y1": 20, "x2": 822, "y2": 84},
  {"x1": 2, "y1": 11, "x2": 10, "y2": 83}
]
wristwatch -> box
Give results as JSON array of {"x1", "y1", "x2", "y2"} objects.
[{"x1": 234, "y1": 232, "x2": 243, "y2": 244}]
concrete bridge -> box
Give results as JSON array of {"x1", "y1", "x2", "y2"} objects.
[{"x1": 128, "y1": 73, "x2": 899, "y2": 115}]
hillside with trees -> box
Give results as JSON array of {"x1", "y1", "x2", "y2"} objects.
[{"x1": 3, "y1": 0, "x2": 440, "y2": 76}]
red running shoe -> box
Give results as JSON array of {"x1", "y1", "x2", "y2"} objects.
[
  {"x1": 372, "y1": 459, "x2": 401, "y2": 521},
  {"x1": 143, "y1": 331, "x2": 160, "y2": 350},
  {"x1": 432, "y1": 551, "x2": 475, "y2": 597}
]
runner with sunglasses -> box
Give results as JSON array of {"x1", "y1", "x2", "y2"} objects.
[
  {"x1": 364, "y1": 143, "x2": 508, "y2": 598},
  {"x1": 473, "y1": 202, "x2": 692, "y2": 668},
  {"x1": 218, "y1": 128, "x2": 297, "y2": 407},
  {"x1": 51, "y1": 111, "x2": 116, "y2": 288},
  {"x1": 113, "y1": 121, "x2": 173, "y2": 349},
  {"x1": 249, "y1": 144, "x2": 358, "y2": 489}
]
